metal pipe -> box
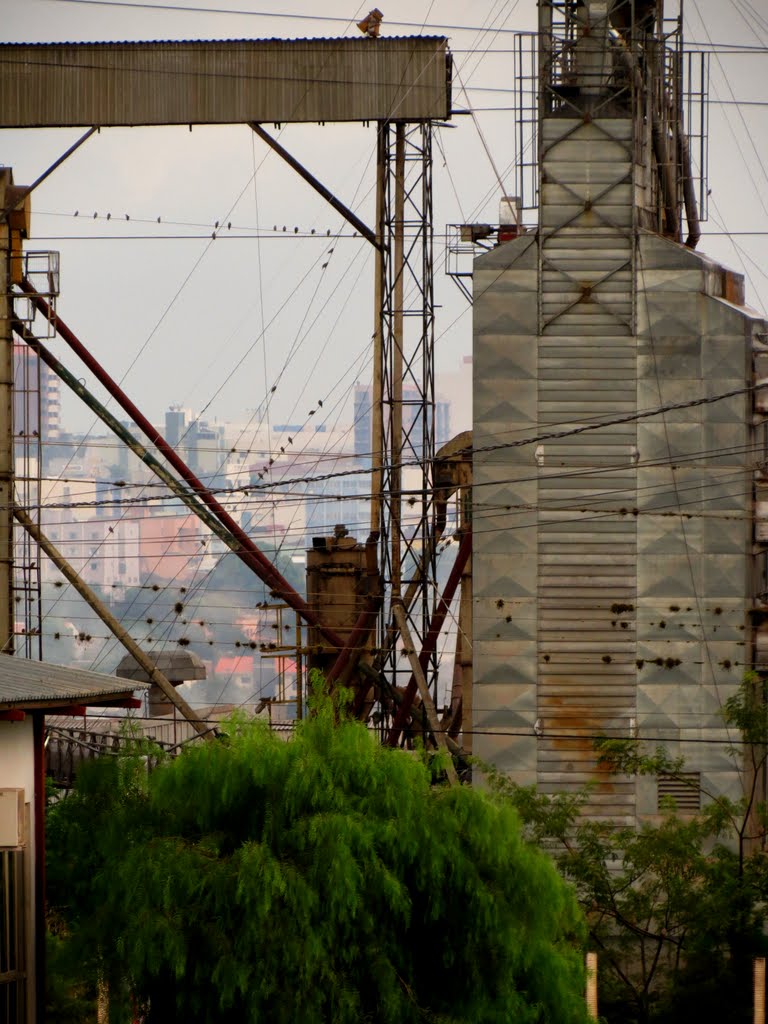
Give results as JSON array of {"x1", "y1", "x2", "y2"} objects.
[
  {"x1": 14, "y1": 506, "x2": 214, "y2": 739},
  {"x1": 386, "y1": 530, "x2": 472, "y2": 745},
  {"x1": 250, "y1": 123, "x2": 380, "y2": 250},
  {"x1": 357, "y1": 523, "x2": 449, "y2": 722},
  {"x1": 13, "y1": 322, "x2": 281, "y2": 592},
  {"x1": 326, "y1": 593, "x2": 382, "y2": 687},
  {"x1": 651, "y1": 120, "x2": 679, "y2": 240},
  {"x1": 611, "y1": 33, "x2": 682, "y2": 242},
  {"x1": 446, "y1": 548, "x2": 473, "y2": 747},
  {"x1": 677, "y1": 127, "x2": 701, "y2": 249},
  {"x1": 2, "y1": 128, "x2": 97, "y2": 219},
  {"x1": 18, "y1": 284, "x2": 346, "y2": 653},
  {"x1": 391, "y1": 600, "x2": 457, "y2": 783}
]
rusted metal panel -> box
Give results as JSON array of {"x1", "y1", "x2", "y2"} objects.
[
  {"x1": 0, "y1": 37, "x2": 451, "y2": 127},
  {"x1": 472, "y1": 131, "x2": 757, "y2": 820},
  {"x1": 306, "y1": 529, "x2": 372, "y2": 677},
  {"x1": 534, "y1": 115, "x2": 638, "y2": 818}
]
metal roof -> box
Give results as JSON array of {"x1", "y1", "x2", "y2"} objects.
[
  {"x1": 0, "y1": 36, "x2": 452, "y2": 127},
  {"x1": 0, "y1": 36, "x2": 448, "y2": 47},
  {"x1": 116, "y1": 650, "x2": 206, "y2": 683},
  {"x1": 0, "y1": 654, "x2": 147, "y2": 709}
]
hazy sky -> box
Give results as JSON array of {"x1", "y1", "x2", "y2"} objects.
[{"x1": 2, "y1": 0, "x2": 767, "y2": 440}]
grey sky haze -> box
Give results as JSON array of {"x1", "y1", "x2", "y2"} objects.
[{"x1": 2, "y1": 0, "x2": 767, "y2": 441}]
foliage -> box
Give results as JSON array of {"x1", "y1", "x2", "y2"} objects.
[
  {"x1": 47, "y1": 685, "x2": 589, "y2": 1024},
  {"x1": 45, "y1": 928, "x2": 98, "y2": 1024},
  {"x1": 489, "y1": 675, "x2": 768, "y2": 1024}
]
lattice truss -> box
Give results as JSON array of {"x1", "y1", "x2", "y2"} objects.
[{"x1": 376, "y1": 121, "x2": 439, "y2": 702}]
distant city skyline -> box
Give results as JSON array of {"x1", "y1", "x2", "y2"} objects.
[{"x1": 2, "y1": 1, "x2": 762, "y2": 443}]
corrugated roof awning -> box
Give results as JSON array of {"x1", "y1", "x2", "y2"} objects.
[{"x1": 0, "y1": 653, "x2": 147, "y2": 710}]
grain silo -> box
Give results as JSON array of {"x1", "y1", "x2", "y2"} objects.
[{"x1": 472, "y1": 0, "x2": 768, "y2": 821}]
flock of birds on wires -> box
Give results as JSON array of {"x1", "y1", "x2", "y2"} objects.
[{"x1": 9, "y1": 0, "x2": 768, "y2": 720}]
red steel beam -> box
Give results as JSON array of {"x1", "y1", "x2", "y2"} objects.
[
  {"x1": 22, "y1": 283, "x2": 346, "y2": 654},
  {"x1": 53, "y1": 704, "x2": 88, "y2": 717},
  {"x1": 0, "y1": 709, "x2": 25, "y2": 721},
  {"x1": 325, "y1": 594, "x2": 382, "y2": 686},
  {"x1": 385, "y1": 530, "x2": 472, "y2": 747}
]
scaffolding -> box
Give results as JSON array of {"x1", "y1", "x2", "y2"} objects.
[
  {"x1": 508, "y1": 3, "x2": 709, "y2": 237},
  {"x1": 10, "y1": 251, "x2": 58, "y2": 659}
]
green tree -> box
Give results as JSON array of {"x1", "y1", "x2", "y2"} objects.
[
  {"x1": 492, "y1": 675, "x2": 768, "y2": 1024},
  {"x1": 47, "y1": 688, "x2": 588, "y2": 1024}
]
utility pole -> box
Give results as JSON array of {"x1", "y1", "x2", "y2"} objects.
[{"x1": 0, "y1": 169, "x2": 15, "y2": 655}]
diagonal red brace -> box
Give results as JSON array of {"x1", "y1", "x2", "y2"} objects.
[
  {"x1": 386, "y1": 530, "x2": 472, "y2": 746},
  {"x1": 22, "y1": 282, "x2": 345, "y2": 654}
]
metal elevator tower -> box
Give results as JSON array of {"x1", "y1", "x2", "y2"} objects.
[{"x1": 472, "y1": 0, "x2": 766, "y2": 822}]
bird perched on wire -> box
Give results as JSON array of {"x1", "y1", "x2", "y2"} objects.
[{"x1": 357, "y1": 8, "x2": 383, "y2": 37}]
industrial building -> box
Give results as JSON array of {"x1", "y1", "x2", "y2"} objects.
[
  {"x1": 472, "y1": 0, "x2": 767, "y2": 820},
  {"x1": 0, "y1": 2, "x2": 766, "y2": 1016}
]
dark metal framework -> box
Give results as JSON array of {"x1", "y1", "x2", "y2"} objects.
[
  {"x1": 1, "y1": 36, "x2": 451, "y2": 752},
  {"x1": 377, "y1": 120, "x2": 438, "y2": 709},
  {"x1": 514, "y1": 2, "x2": 709, "y2": 235},
  {"x1": 11, "y1": 253, "x2": 58, "y2": 659},
  {"x1": 12, "y1": 342, "x2": 41, "y2": 660}
]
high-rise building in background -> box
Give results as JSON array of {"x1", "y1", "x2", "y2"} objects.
[
  {"x1": 352, "y1": 382, "x2": 451, "y2": 463},
  {"x1": 13, "y1": 341, "x2": 61, "y2": 445}
]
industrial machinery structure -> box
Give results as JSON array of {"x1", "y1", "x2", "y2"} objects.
[
  {"x1": 1, "y1": 5, "x2": 767, "y2": 1018},
  {"x1": 0, "y1": 2, "x2": 763, "y2": 817},
  {"x1": 0, "y1": 34, "x2": 460, "y2": 750},
  {"x1": 472, "y1": 0, "x2": 766, "y2": 821}
]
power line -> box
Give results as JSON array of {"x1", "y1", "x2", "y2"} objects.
[
  {"x1": 20, "y1": 376, "x2": 768, "y2": 510},
  {"x1": 50, "y1": 0, "x2": 529, "y2": 33},
  {"x1": 43, "y1": 0, "x2": 768, "y2": 54},
  {"x1": 41, "y1": 709, "x2": 763, "y2": 749}
]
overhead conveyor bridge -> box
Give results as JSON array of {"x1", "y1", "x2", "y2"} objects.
[{"x1": 0, "y1": 37, "x2": 451, "y2": 127}]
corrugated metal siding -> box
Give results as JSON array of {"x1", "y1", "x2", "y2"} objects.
[
  {"x1": 536, "y1": 117, "x2": 637, "y2": 822},
  {"x1": 634, "y1": 232, "x2": 754, "y2": 815},
  {"x1": 0, "y1": 38, "x2": 450, "y2": 127},
  {"x1": 472, "y1": 127, "x2": 756, "y2": 826},
  {"x1": 0, "y1": 653, "x2": 146, "y2": 706},
  {"x1": 472, "y1": 235, "x2": 540, "y2": 785}
]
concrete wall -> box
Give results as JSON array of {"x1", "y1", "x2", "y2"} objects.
[{"x1": 0, "y1": 716, "x2": 36, "y2": 1023}]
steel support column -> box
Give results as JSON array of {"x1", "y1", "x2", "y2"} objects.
[
  {"x1": 375, "y1": 120, "x2": 438, "y2": 722},
  {"x1": 0, "y1": 171, "x2": 14, "y2": 655}
]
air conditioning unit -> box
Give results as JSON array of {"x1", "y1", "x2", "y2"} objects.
[{"x1": 0, "y1": 789, "x2": 24, "y2": 847}]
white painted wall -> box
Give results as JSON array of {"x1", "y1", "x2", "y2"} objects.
[{"x1": 0, "y1": 716, "x2": 36, "y2": 1024}]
